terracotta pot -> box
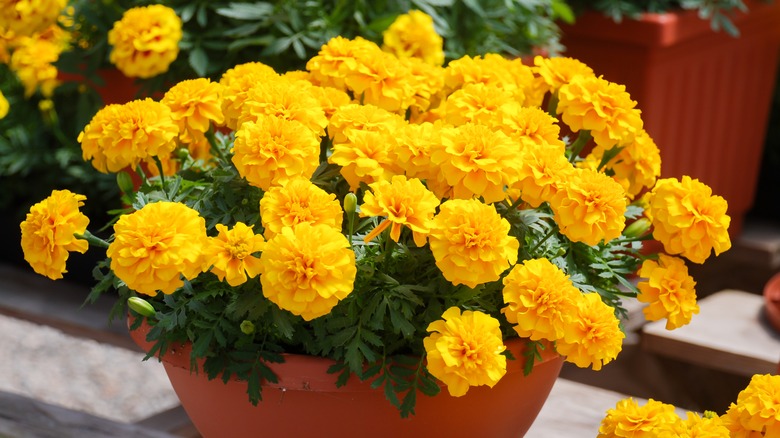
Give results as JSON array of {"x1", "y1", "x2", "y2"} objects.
[
  {"x1": 763, "y1": 272, "x2": 780, "y2": 334},
  {"x1": 560, "y1": 0, "x2": 780, "y2": 239},
  {"x1": 58, "y1": 68, "x2": 141, "y2": 105},
  {"x1": 129, "y1": 318, "x2": 563, "y2": 438}
]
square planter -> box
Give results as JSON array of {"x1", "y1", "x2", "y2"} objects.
[{"x1": 560, "y1": 1, "x2": 780, "y2": 238}]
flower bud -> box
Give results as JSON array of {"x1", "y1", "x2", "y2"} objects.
[
  {"x1": 344, "y1": 192, "x2": 357, "y2": 215},
  {"x1": 117, "y1": 171, "x2": 135, "y2": 195},
  {"x1": 240, "y1": 320, "x2": 255, "y2": 335},
  {"x1": 127, "y1": 296, "x2": 156, "y2": 317},
  {"x1": 623, "y1": 218, "x2": 651, "y2": 238}
]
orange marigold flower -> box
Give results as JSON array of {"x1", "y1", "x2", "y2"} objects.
[
  {"x1": 361, "y1": 175, "x2": 440, "y2": 247},
  {"x1": 443, "y1": 54, "x2": 536, "y2": 105},
  {"x1": 9, "y1": 36, "x2": 61, "y2": 97},
  {"x1": 550, "y1": 168, "x2": 628, "y2": 246},
  {"x1": 395, "y1": 121, "x2": 442, "y2": 180},
  {"x1": 723, "y1": 374, "x2": 780, "y2": 436},
  {"x1": 637, "y1": 254, "x2": 699, "y2": 330},
  {"x1": 220, "y1": 62, "x2": 279, "y2": 130},
  {"x1": 260, "y1": 177, "x2": 344, "y2": 239},
  {"x1": 327, "y1": 103, "x2": 403, "y2": 145},
  {"x1": 161, "y1": 78, "x2": 225, "y2": 143},
  {"x1": 237, "y1": 78, "x2": 328, "y2": 136},
  {"x1": 305, "y1": 85, "x2": 353, "y2": 120},
  {"x1": 203, "y1": 222, "x2": 265, "y2": 287},
  {"x1": 430, "y1": 123, "x2": 521, "y2": 204},
  {"x1": 501, "y1": 258, "x2": 580, "y2": 342},
  {"x1": 644, "y1": 176, "x2": 731, "y2": 264},
  {"x1": 399, "y1": 56, "x2": 446, "y2": 117},
  {"x1": 533, "y1": 55, "x2": 595, "y2": 93},
  {"x1": 598, "y1": 398, "x2": 682, "y2": 438},
  {"x1": 329, "y1": 129, "x2": 402, "y2": 190},
  {"x1": 509, "y1": 142, "x2": 575, "y2": 208},
  {"x1": 495, "y1": 104, "x2": 566, "y2": 152},
  {"x1": 20, "y1": 190, "x2": 89, "y2": 280},
  {"x1": 683, "y1": 411, "x2": 730, "y2": 436},
  {"x1": 107, "y1": 5, "x2": 182, "y2": 79},
  {"x1": 78, "y1": 98, "x2": 179, "y2": 174},
  {"x1": 0, "y1": 0, "x2": 66, "y2": 37},
  {"x1": 556, "y1": 292, "x2": 625, "y2": 371},
  {"x1": 441, "y1": 83, "x2": 514, "y2": 127},
  {"x1": 232, "y1": 115, "x2": 321, "y2": 191},
  {"x1": 557, "y1": 75, "x2": 643, "y2": 148},
  {"x1": 306, "y1": 36, "x2": 379, "y2": 90},
  {"x1": 260, "y1": 223, "x2": 356, "y2": 321},
  {"x1": 423, "y1": 307, "x2": 507, "y2": 397},
  {"x1": 344, "y1": 48, "x2": 416, "y2": 113},
  {"x1": 382, "y1": 10, "x2": 444, "y2": 66},
  {"x1": 107, "y1": 201, "x2": 207, "y2": 296},
  {"x1": 429, "y1": 199, "x2": 518, "y2": 288}
]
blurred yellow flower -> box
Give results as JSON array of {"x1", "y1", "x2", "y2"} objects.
[
  {"x1": 260, "y1": 177, "x2": 344, "y2": 239},
  {"x1": 0, "y1": 89, "x2": 8, "y2": 119},
  {"x1": 423, "y1": 307, "x2": 507, "y2": 397},
  {"x1": 107, "y1": 4, "x2": 182, "y2": 78},
  {"x1": 161, "y1": 78, "x2": 225, "y2": 144},
  {"x1": 382, "y1": 10, "x2": 444, "y2": 66},
  {"x1": 556, "y1": 292, "x2": 624, "y2": 371},
  {"x1": 260, "y1": 223, "x2": 356, "y2": 321},
  {"x1": 598, "y1": 398, "x2": 682, "y2": 437},
  {"x1": 20, "y1": 190, "x2": 89, "y2": 280},
  {"x1": 203, "y1": 223, "x2": 265, "y2": 287},
  {"x1": 108, "y1": 201, "x2": 207, "y2": 296},
  {"x1": 9, "y1": 36, "x2": 61, "y2": 97},
  {"x1": 0, "y1": 0, "x2": 66, "y2": 37},
  {"x1": 637, "y1": 254, "x2": 699, "y2": 330}
]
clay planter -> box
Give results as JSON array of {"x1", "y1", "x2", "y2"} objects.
[
  {"x1": 129, "y1": 317, "x2": 563, "y2": 438},
  {"x1": 763, "y1": 272, "x2": 780, "y2": 334},
  {"x1": 58, "y1": 68, "x2": 141, "y2": 105},
  {"x1": 560, "y1": 1, "x2": 780, "y2": 238}
]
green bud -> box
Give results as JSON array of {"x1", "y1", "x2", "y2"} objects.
[
  {"x1": 623, "y1": 218, "x2": 651, "y2": 238},
  {"x1": 344, "y1": 192, "x2": 358, "y2": 215},
  {"x1": 127, "y1": 296, "x2": 156, "y2": 318},
  {"x1": 240, "y1": 320, "x2": 256, "y2": 335},
  {"x1": 116, "y1": 171, "x2": 135, "y2": 195}
]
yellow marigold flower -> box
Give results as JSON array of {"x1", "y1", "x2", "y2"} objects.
[
  {"x1": 237, "y1": 78, "x2": 328, "y2": 136},
  {"x1": 232, "y1": 115, "x2": 321, "y2": 191},
  {"x1": 260, "y1": 177, "x2": 344, "y2": 239},
  {"x1": 329, "y1": 129, "x2": 402, "y2": 191},
  {"x1": 107, "y1": 202, "x2": 207, "y2": 296},
  {"x1": 203, "y1": 222, "x2": 265, "y2": 287},
  {"x1": 78, "y1": 99, "x2": 179, "y2": 174},
  {"x1": 430, "y1": 123, "x2": 521, "y2": 204},
  {"x1": 644, "y1": 176, "x2": 731, "y2": 264},
  {"x1": 598, "y1": 398, "x2": 682, "y2": 438},
  {"x1": 550, "y1": 168, "x2": 628, "y2": 246},
  {"x1": 395, "y1": 121, "x2": 442, "y2": 180},
  {"x1": 306, "y1": 36, "x2": 379, "y2": 91},
  {"x1": 637, "y1": 254, "x2": 699, "y2": 330},
  {"x1": 344, "y1": 48, "x2": 416, "y2": 113},
  {"x1": 723, "y1": 374, "x2": 780, "y2": 436},
  {"x1": 0, "y1": 0, "x2": 66, "y2": 37},
  {"x1": 399, "y1": 56, "x2": 445, "y2": 117},
  {"x1": 495, "y1": 104, "x2": 566, "y2": 152},
  {"x1": 382, "y1": 10, "x2": 444, "y2": 66},
  {"x1": 556, "y1": 292, "x2": 625, "y2": 371},
  {"x1": 20, "y1": 190, "x2": 89, "y2": 280},
  {"x1": 558, "y1": 75, "x2": 643, "y2": 148},
  {"x1": 107, "y1": 5, "x2": 182, "y2": 79},
  {"x1": 260, "y1": 223, "x2": 356, "y2": 321},
  {"x1": 533, "y1": 55, "x2": 595, "y2": 93},
  {"x1": 683, "y1": 411, "x2": 730, "y2": 436},
  {"x1": 509, "y1": 142, "x2": 575, "y2": 208},
  {"x1": 441, "y1": 83, "x2": 514, "y2": 127},
  {"x1": 306, "y1": 85, "x2": 352, "y2": 120},
  {"x1": 429, "y1": 199, "x2": 518, "y2": 288},
  {"x1": 327, "y1": 103, "x2": 403, "y2": 145},
  {"x1": 9, "y1": 36, "x2": 61, "y2": 97},
  {"x1": 361, "y1": 175, "x2": 440, "y2": 247},
  {"x1": 161, "y1": 78, "x2": 225, "y2": 143},
  {"x1": 423, "y1": 307, "x2": 507, "y2": 397},
  {"x1": 0, "y1": 89, "x2": 8, "y2": 119},
  {"x1": 443, "y1": 54, "x2": 535, "y2": 105},
  {"x1": 220, "y1": 62, "x2": 279, "y2": 130},
  {"x1": 182, "y1": 131, "x2": 215, "y2": 166},
  {"x1": 501, "y1": 258, "x2": 580, "y2": 342}
]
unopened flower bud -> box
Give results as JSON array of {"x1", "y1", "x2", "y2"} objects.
[
  {"x1": 623, "y1": 218, "x2": 651, "y2": 238},
  {"x1": 117, "y1": 171, "x2": 135, "y2": 195},
  {"x1": 127, "y1": 296, "x2": 156, "y2": 318},
  {"x1": 240, "y1": 320, "x2": 255, "y2": 335},
  {"x1": 344, "y1": 192, "x2": 357, "y2": 215}
]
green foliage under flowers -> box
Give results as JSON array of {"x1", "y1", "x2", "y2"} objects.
[{"x1": 97, "y1": 130, "x2": 644, "y2": 418}]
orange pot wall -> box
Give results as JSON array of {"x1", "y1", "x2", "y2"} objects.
[
  {"x1": 129, "y1": 320, "x2": 563, "y2": 438},
  {"x1": 561, "y1": 1, "x2": 780, "y2": 238},
  {"x1": 58, "y1": 68, "x2": 141, "y2": 105}
]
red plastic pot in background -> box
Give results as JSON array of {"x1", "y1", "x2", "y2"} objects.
[
  {"x1": 560, "y1": 0, "x2": 780, "y2": 239},
  {"x1": 763, "y1": 272, "x2": 780, "y2": 335},
  {"x1": 58, "y1": 67, "x2": 142, "y2": 105}
]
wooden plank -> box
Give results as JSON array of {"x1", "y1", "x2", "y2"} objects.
[{"x1": 641, "y1": 289, "x2": 780, "y2": 376}]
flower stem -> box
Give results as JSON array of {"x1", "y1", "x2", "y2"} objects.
[
  {"x1": 75, "y1": 230, "x2": 110, "y2": 249},
  {"x1": 528, "y1": 226, "x2": 557, "y2": 255},
  {"x1": 205, "y1": 128, "x2": 229, "y2": 164},
  {"x1": 568, "y1": 130, "x2": 592, "y2": 163}
]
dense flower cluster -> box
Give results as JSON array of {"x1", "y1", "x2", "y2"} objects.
[{"x1": 20, "y1": 10, "x2": 732, "y2": 415}]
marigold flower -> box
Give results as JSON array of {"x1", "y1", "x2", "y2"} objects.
[
  {"x1": 637, "y1": 254, "x2": 699, "y2": 330},
  {"x1": 0, "y1": 0, "x2": 66, "y2": 36},
  {"x1": 683, "y1": 411, "x2": 730, "y2": 436},
  {"x1": 361, "y1": 175, "x2": 440, "y2": 247},
  {"x1": 9, "y1": 36, "x2": 61, "y2": 97},
  {"x1": 0, "y1": 90, "x2": 8, "y2": 119},
  {"x1": 107, "y1": 202, "x2": 207, "y2": 296},
  {"x1": 220, "y1": 62, "x2": 279, "y2": 129},
  {"x1": 443, "y1": 54, "x2": 538, "y2": 106},
  {"x1": 203, "y1": 222, "x2": 265, "y2": 287},
  {"x1": 556, "y1": 292, "x2": 625, "y2": 371},
  {"x1": 260, "y1": 178, "x2": 344, "y2": 239},
  {"x1": 558, "y1": 75, "x2": 643, "y2": 148},
  {"x1": 399, "y1": 56, "x2": 446, "y2": 117},
  {"x1": 598, "y1": 398, "x2": 682, "y2": 438},
  {"x1": 723, "y1": 374, "x2": 780, "y2": 436},
  {"x1": 533, "y1": 55, "x2": 595, "y2": 92},
  {"x1": 237, "y1": 78, "x2": 328, "y2": 136},
  {"x1": 495, "y1": 104, "x2": 566, "y2": 152},
  {"x1": 501, "y1": 258, "x2": 580, "y2": 342},
  {"x1": 260, "y1": 223, "x2": 356, "y2": 321},
  {"x1": 306, "y1": 36, "x2": 379, "y2": 90},
  {"x1": 344, "y1": 48, "x2": 416, "y2": 113},
  {"x1": 78, "y1": 99, "x2": 178, "y2": 174},
  {"x1": 423, "y1": 307, "x2": 507, "y2": 397},
  {"x1": 644, "y1": 176, "x2": 732, "y2": 264},
  {"x1": 429, "y1": 199, "x2": 518, "y2": 288},
  {"x1": 550, "y1": 168, "x2": 628, "y2": 246},
  {"x1": 232, "y1": 115, "x2": 321, "y2": 191},
  {"x1": 161, "y1": 78, "x2": 225, "y2": 143},
  {"x1": 327, "y1": 103, "x2": 403, "y2": 145},
  {"x1": 509, "y1": 143, "x2": 575, "y2": 208},
  {"x1": 107, "y1": 5, "x2": 182, "y2": 79},
  {"x1": 20, "y1": 190, "x2": 89, "y2": 280},
  {"x1": 395, "y1": 121, "x2": 441, "y2": 180},
  {"x1": 430, "y1": 123, "x2": 521, "y2": 203},
  {"x1": 382, "y1": 10, "x2": 444, "y2": 66},
  {"x1": 441, "y1": 83, "x2": 514, "y2": 127},
  {"x1": 306, "y1": 85, "x2": 353, "y2": 120},
  {"x1": 329, "y1": 129, "x2": 402, "y2": 190}
]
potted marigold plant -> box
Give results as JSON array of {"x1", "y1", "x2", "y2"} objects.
[{"x1": 19, "y1": 10, "x2": 732, "y2": 438}]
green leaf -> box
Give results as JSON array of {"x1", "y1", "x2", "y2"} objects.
[
  {"x1": 214, "y1": 2, "x2": 273, "y2": 20},
  {"x1": 188, "y1": 47, "x2": 209, "y2": 77}
]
